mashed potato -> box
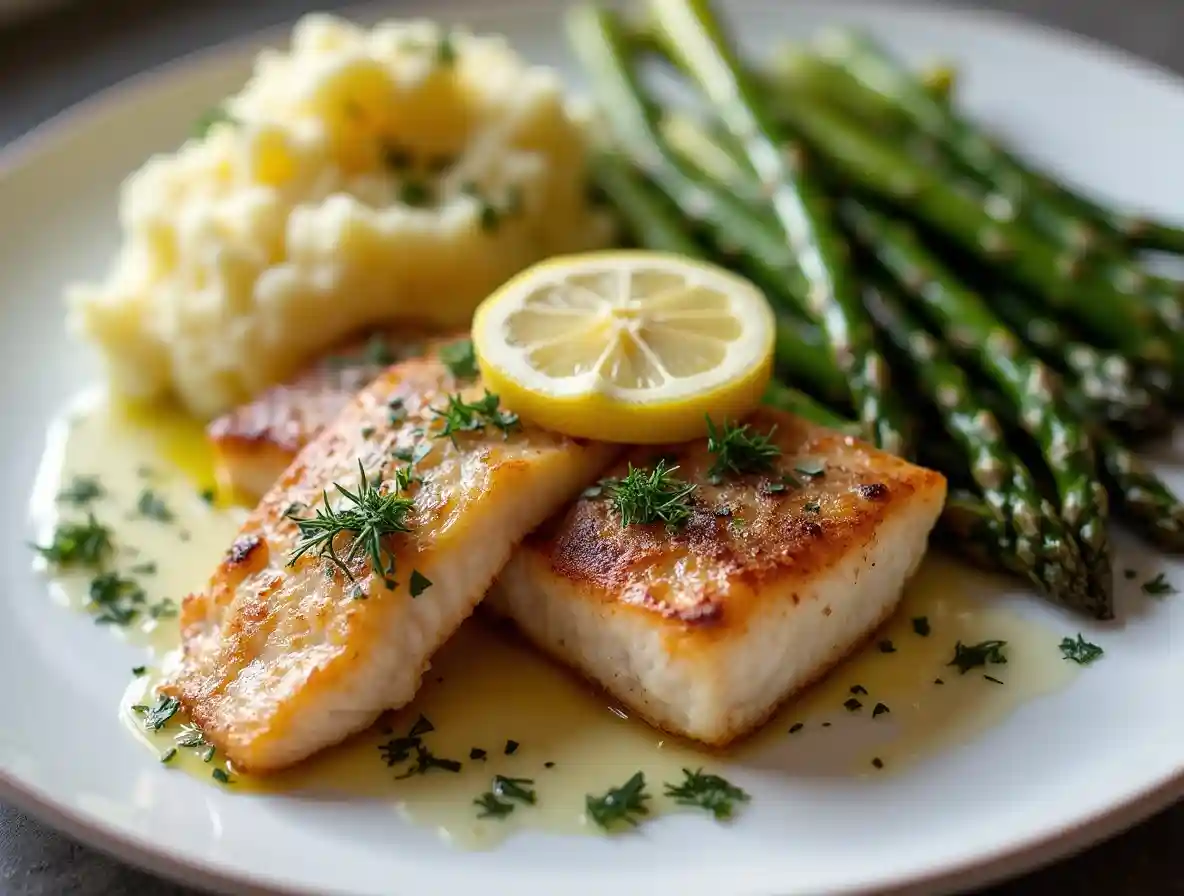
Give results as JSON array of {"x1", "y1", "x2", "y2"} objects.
[{"x1": 69, "y1": 14, "x2": 613, "y2": 419}]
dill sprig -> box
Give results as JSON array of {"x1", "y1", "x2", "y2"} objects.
[
  {"x1": 286, "y1": 461, "x2": 415, "y2": 585},
  {"x1": 431, "y1": 390, "x2": 520, "y2": 444},
  {"x1": 586, "y1": 771, "x2": 650, "y2": 830},
  {"x1": 705, "y1": 417, "x2": 781, "y2": 484},
  {"x1": 663, "y1": 768, "x2": 750, "y2": 820},
  {"x1": 33, "y1": 514, "x2": 113, "y2": 567},
  {"x1": 598, "y1": 460, "x2": 696, "y2": 529},
  {"x1": 87, "y1": 571, "x2": 146, "y2": 626}
]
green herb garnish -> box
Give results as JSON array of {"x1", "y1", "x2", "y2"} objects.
[
  {"x1": 1142, "y1": 573, "x2": 1176, "y2": 597},
  {"x1": 33, "y1": 514, "x2": 113, "y2": 567},
  {"x1": 136, "y1": 489, "x2": 174, "y2": 522},
  {"x1": 286, "y1": 461, "x2": 414, "y2": 584},
  {"x1": 395, "y1": 745, "x2": 463, "y2": 779},
  {"x1": 803, "y1": 500, "x2": 821, "y2": 513},
  {"x1": 58, "y1": 475, "x2": 104, "y2": 505},
  {"x1": 474, "y1": 792, "x2": 515, "y2": 819},
  {"x1": 88, "y1": 572, "x2": 146, "y2": 626},
  {"x1": 211, "y1": 768, "x2": 233, "y2": 785},
  {"x1": 409, "y1": 569, "x2": 432, "y2": 598},
  {"x1": 877, "y1": 639, "x2": 896, "y2": 653},
  {"x1": 198, "y1": 488, "x2": 217, "y2": 505},
  {"x1": 586, "y1": 771, "x2": 650, "y2": 830},
  {"x1": 872, "y1": 702, "x2": 890, "y2": 717},
  {"x1": 597, "y1": 460, "x2": 696, "y2": 529},
  {"x1": 439, "y1": 339, "x2": 478, "y2": 381},
  {"x1": 948, "y1": 639, "x2": 1008, "y2": 674},
  {"x1": 175, "y1": 723, "x2": 210, "y2": 750},
  {"x1": 160, "y1": 747, "x2": 178, "y2": 764},
  {"x1": 663, "y1": 768, "x2": 749, "y2": 820},
  {"x1": 132, "y1": 666, "x2": 147, "y2": 677},
  {"x1": 912, "y1": 616, "x2": 931, "y2": 636},
  {"x1": 1060, "y1": 634, "x2": 1104, "y2": 666},
  {"x1": 705, "y1": 417, "x2": 780, "y2": 483},
  {"x1": 431, "y1": 390, "x2": 519, "y2": 443},
  {"x1": 135, "y1": 694, "x2": 181, "y2": 731}
]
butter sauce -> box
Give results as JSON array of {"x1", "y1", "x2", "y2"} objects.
[{"x1": 36, "y1": 394, "x2": 1075, "y2": 848}]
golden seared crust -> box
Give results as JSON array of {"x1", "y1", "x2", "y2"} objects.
[
  {"x1": 166, "y1": 354, "x2": 616, "y2": 773},
  {"x1": 526, "y1": 407, "x2": 946, "y2": 640},
  {"x1": 208, "y1": 330, "x2": 462, "y2": 498}
]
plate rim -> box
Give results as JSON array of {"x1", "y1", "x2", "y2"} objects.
[{"x1": 1, "y1": 2, "x2": 1181, "y2": 894}]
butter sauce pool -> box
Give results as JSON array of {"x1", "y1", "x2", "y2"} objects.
[{"x1": 32, "y1": 392, "x2": 1075, "y2": 848}]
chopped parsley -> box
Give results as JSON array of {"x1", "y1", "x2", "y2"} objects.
[
  {"x1": 586, "y1": 771, "x2": 650, "y2": 830},
  {"x1": 431, "y1": 390, "x2": 520, "y2": 444},
  {"x1": 705, "y1": 417, "x2": 781, "y2": 483},
  {"x1": 130, "y1": 561, "x2": 158, "y2": 575},
  {"x1": 504, "y1": 739, "x2": 520, "y2": 756},
  {"x1": 131, "y1": 666, "x2": 147, "y2": 677},
  {"x1": 159, "y1": 747, "x2": 178, "y2": 764},
  {"x1": 788, "y1": 722, "x2": 804, "y2": 734},
  {"x1": 378, "y1": 715, "x2": 440, "y2": 769},
  {"x1": 134, "y1": 694, "x2": 180, "y2": 731},
  {"x1": 1123, "y1": 568, "x2": 1137, "y2": 580},
  {"x1": 871, "y1": 757, "x2": 884, "y2": 770},
  {"x1": 663, "y1": 768, "x2": 749, "y2": 820},
  {"x1": 849, "y1": 684, "x2": 868, "y2": 695},
  {"x1": 844, "y1": 697, "x2": 863, "y2": 712},
  {"x1": 395, "y1": 745, "x2": 463, "y2": 779},
  {"x1": 474, "y1": 775, "x2": 537, "y2": 819},
  {"x1": 286, "y1": 461, "x2": 415, "y2": 584},
  {"x1": 948, "y1": 639, "x2": 1008, "y2": 674},
  {"x1": 88, "y1": 572, "x2": 146, "y2": 626},
  {"x1": 1060, "y1": 633, "x2": 1104, "y2": 666},
  {"x1": 57, "y1": 475, "x2": 104, "y2": 505},
  {"x1": 439, "y1": 339, "x2": 479, "y2": 381},
  {"x1": 409, "y1": 570, "x2": 432, "y2": 598},
  {"x1": 437, "y1": 33, "x2": 457, "y2": 65},
  {"x1": 469, "y1": 748, "x2": 487, "y2": 761},
  {"x1": 595, "y1": 460, "x2": 696, "y2": 529},
  {"x1": 912, "y1": 616, "x2": 931, "y2": 636},
  {"x1": 877, "y1": 639, "x2": 896, "y2": 653},
  {"x1": 393, "y1": 442, "x2": 432, "y2": 465},
  {"x1": 198, "y1": 488, "x2": 217, "y2": 505},
  {"x1": 33, "y1": 514, "x2": 113, "y2": 567},
  {"x1": 872, "y1": 702, "x2": 890, "y2": 718},
  {"x1": 211, "y1": 768, "x2": 233, "y2": 785},
  {"x1": 474, "y1": 792, "x2": 515, "y2": 819},
  {"x1": 1142, "y1": 573, "x2": 1176, "y2": 597},
  {"x1": 150, "y1": 598, "x2": 178, "y2": 620},
  {"x1": 135, "y1": 489, "x2": 174, "y2": 523}
]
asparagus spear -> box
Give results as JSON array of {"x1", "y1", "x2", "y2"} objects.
[
  {"x1": 762, "y1": 380, "x2": 858, "y2": 435},
  {"x1": 841, "y1": 200, "x2": 1113, "y2": 618},
  {"x1": 771, "y1": 92, "x2": 1174, "y2": 381},
  {"x1": 988, "y1": 287, "x2": 1171, "y2": 435},
  {"x1": 643, "y1": 0, "x2": 910, "y2": 456},
  {"x1": 1094, "y1": 430, "x2": 1184, "y2": 552},
  {"x1": 812, "y1": 28, "x2": 1184, "y2": 260},
  {"x1": 862, "y1": 279, "x2": 1088, "y2": 607}
]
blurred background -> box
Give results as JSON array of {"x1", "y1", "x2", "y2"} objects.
[{"x1": 0, "y1": 0, "x2": 1181, "y2": 894}]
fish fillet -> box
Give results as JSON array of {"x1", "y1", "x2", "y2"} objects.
[
  {"x1": 166, "y1": 353, "x2": 617, "y2": 773},
  {"x1": 207, "y1": 330, "x2": 449, "y2": 500},
  {"x1": 486, "y1": 408, "x2": 947, "y2": 746}
]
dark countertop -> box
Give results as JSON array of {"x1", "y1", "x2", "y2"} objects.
[{"x1": 0, "y1": 1, "x2": 1180, "y2": 893}]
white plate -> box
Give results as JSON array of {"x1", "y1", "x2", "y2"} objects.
[{"x1": 1, "y1": 2, "x2": 1182, "y2": 894}]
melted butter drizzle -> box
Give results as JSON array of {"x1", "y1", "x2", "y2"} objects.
[{"x1": 40, "y1": 394, "x2": 1075, "y2": 848}]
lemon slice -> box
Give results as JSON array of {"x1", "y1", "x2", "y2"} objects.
[{"x1": 472, "y1": 250, "x2": 775, "y2": 444}]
